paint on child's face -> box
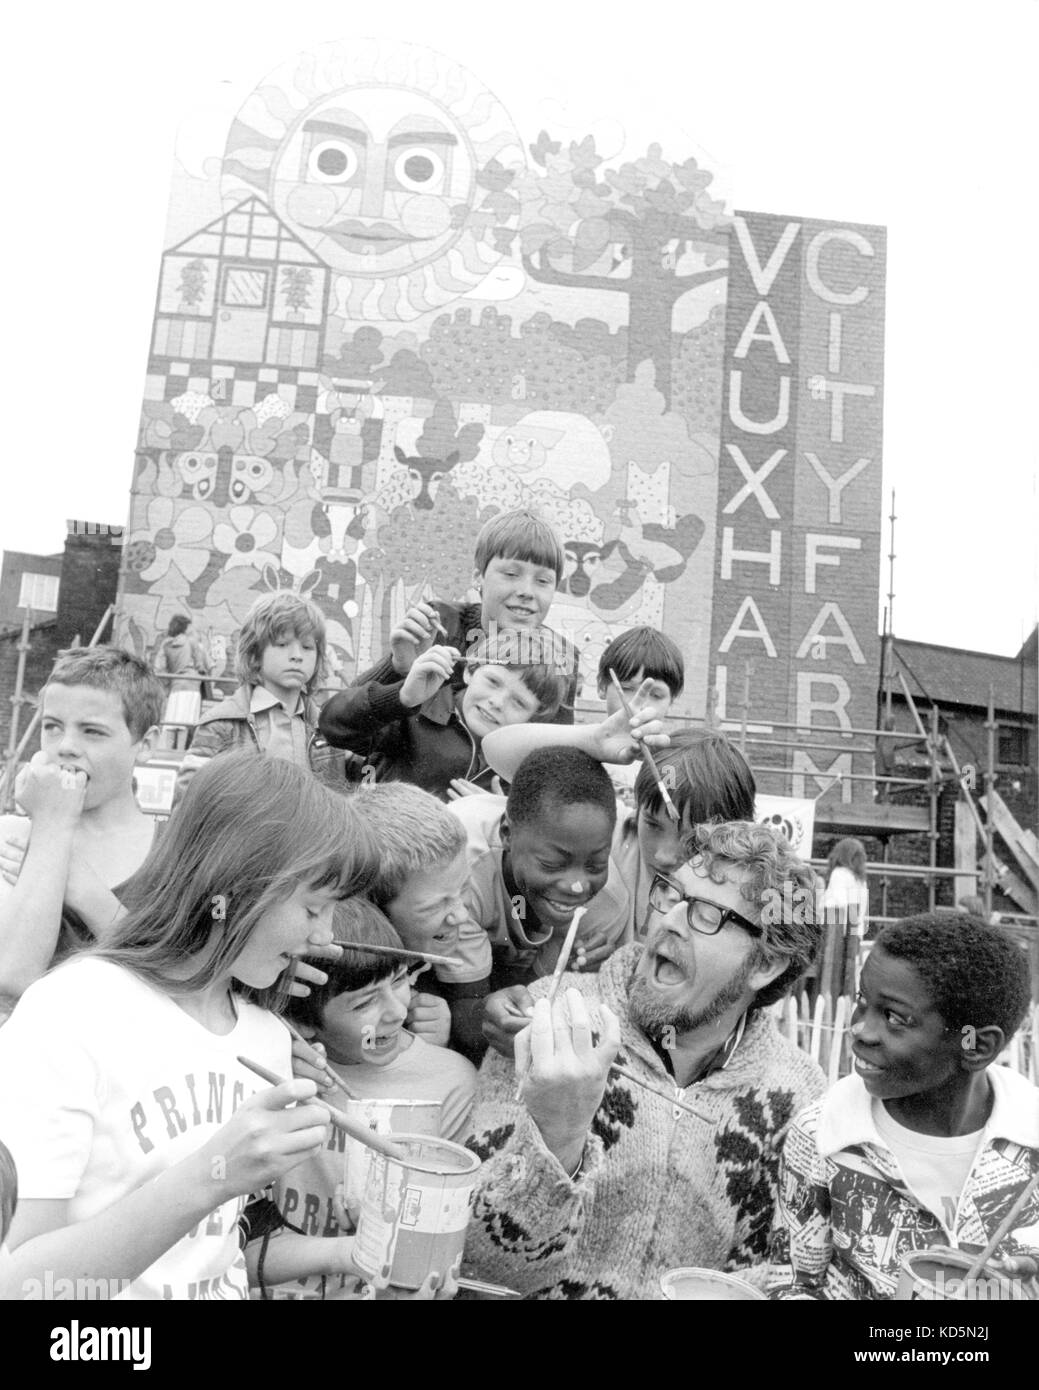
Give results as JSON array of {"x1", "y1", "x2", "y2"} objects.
[
  {"x1": 319, "y1": 968, "x2": 412, "y2": 1067},
  {"x1": 383, "y1": 850, "x2": 471, "y2": 955},
  {"x1": 603, "y1": 668, "x2": 674, "y2": 723},
  {"x1": 259, "y1": 630, "x2": 318, "y2": 702},
  {"x1": 503, "y1": 801, "x2": 613, "y2": 932},
  {"x1": 231, "y1": 881, "x2": 339, "y2": 989},
  {"x1": 850, "y1": 945, "x2": 963, "y2": 1103},
  {"x1": 39, "y1": 685, "x2": 153, "y2": 811},
  {"x1": 478, "y1": 557, "x2": 556, "y2": 629},
  {"x1": 461, "y1": 664, "x2": 541, "y2": 739},
  {"x1": 637, "y1": 805, "x2": 686, "y2": 883}
]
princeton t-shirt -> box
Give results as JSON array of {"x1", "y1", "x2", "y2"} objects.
[{"x1": 0, "y1": 957, "x2": 290, "y2": 1300}]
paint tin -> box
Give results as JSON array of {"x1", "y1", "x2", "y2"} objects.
[
  {"x1": 659, "y1": 1267, "x2": 767, "y2": 1301},
  {"x1": 896, "y1": 1248, "x2": 1024, "y2": 1301},
  {"x1": 353, "y1": 1133, "x2": 482, "y2": 1290},
  {"x1": 341, "y1": 1099, "x2": 441, "y2": 1209}
]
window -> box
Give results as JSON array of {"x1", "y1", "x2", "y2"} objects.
[
  {"x1": 221, "y1": 266, "x2": 269, "y2": 308},
  {"x1": 998, "y1": 726, "x2": 1029, "y2": 766},
  {"x1": 18, "y1": 572, "x2": 59, "y2": 611}
]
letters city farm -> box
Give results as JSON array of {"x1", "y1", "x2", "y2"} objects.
[{"x1": 713, "y1": 213, "x2": 884, "y2": 804}]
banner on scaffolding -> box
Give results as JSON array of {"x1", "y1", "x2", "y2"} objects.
[{"x1": 756, "y1": 794, "x2": 816, "y2": 858}]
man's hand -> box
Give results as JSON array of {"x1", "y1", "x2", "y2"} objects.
[
  {"x1": 389, "y1": 603, "x2": 443, "y2": 677},
  {"x1": 407, "y1": 991, "x2": 451, "y2": 1047},
  {"x1": 0, "y1": 827, "x2": 29, "y2": 887},
  {"x1": 14, "y1": 753, "x2": 87, "y2": 827},
  {"x1": 482, "y1": 985, "x2": 535, "y2": 1059},
  {"x1": 590, "y1": 679, "x2": 671, "y2": 764},
  {"x1": 399, "y1": 647, "x2": 459, "y2": 709},
  {"x1": 514, "y1": 989, "x2": 620, "y2": 1174}
]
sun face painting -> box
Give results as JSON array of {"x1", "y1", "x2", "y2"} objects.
[{"x1": 220, "y1": 41, "x2": 523, "y2": 320}]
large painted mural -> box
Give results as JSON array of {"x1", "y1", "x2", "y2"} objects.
[{"x1": 116, "y1": 37, "x2": 885, "y2": 792}]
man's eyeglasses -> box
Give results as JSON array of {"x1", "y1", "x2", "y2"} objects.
[{"x1": 648, "y1": 875, "x2": 762, "y2": 937}]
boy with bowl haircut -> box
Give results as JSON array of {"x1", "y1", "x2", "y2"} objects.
[
  {"x1": 0, "y1": 647, "x2": 164, "y2": 1020},
  {"x1": 348, "y1": 507, "x2": 579, "y2": 726},
  {"x1": 174, "y1": 591, "x2": 331, "y2": 805},
  {"x1": 770, "y1": 913, "x2": 1039, "y2": 1300},
  {"x1": 596, "y1": 625, "x2": 684, "y2": 805},
  {"x1": 261, "y1": 899, "x2": 476, "y2": 1299},
  {"x1": 348, "y1": 781, "x2": 491, "y2": 1051},
  {"x1": 319, "y1": 629, "x2": 567, "y2": 802}
]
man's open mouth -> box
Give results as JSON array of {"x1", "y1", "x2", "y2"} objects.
[{"x1": 650, "y1": 944, "x2": 686, "y2": 986}]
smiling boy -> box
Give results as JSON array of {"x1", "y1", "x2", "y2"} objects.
[
  {"x1": 0, "y1": 648, "x2": 164, "y2": 1020},
  {"x1": 264, "y1": 900, "x2": 477, "y2": 1298},
  {"x1": 319, "y1": 629, "x2": 567, "y2": 801},
  {"x1": 347, "y1": 508, "x2": 579, "y2": 725},
  {"x1": 771, "y1": 914, "x2": 1039, "y2": 1300}
]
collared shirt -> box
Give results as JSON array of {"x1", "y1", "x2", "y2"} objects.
[
  {"x1": 250, "y1": 686, "x2": 309, "y2": 768},
  {"x1": 770, "y1": 1064, "x2": 1039, "y2": 1300}
]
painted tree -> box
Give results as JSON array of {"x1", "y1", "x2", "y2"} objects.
[
  {"x1": 281, "y1": 266, "x2": 314, "y2": 317},
  {"x1": 178, "y1": 258, "x2": 208, "y2": 310},
  {"x1": 517, "y1": 135, "x2": 731, "y2": 405}
]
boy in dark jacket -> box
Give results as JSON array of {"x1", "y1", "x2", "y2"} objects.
[
  {"x1": 318, "y1": 630, "x2": 567, "y2": 801},
  {"x1": 348, "y1": 508, "x2": 580, "y2": 726}
]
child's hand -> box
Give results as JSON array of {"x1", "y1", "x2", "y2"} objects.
[
  {"x1": 447, "y1": 778, "x2": 486, "y2": 800},
  {"x1": 289, "y1": 1034, "x2": 335, "y2": 1093},
  {"x1": 14, "y1": 753, "x2": 87, "y2": 826},
  {"x1": 281, "y1": 942, "x2": 342, "y2": 999},
  {"x1": 573, "y1": 921, "x2": 615, "y2": 972},
  {"x1": 399, "y1": 646, "x2": 459, "y2": 708},
  {"x1": 406, "y1": 991, "x2": 451, "y2": 1047},
  {"x1": 364, "y1": 1268, "x2": 459, "y2": 1300},
  {"x1": 592, "y1": 680, "x2": 671, "y2": 764},
  {"x1": 481, "y1": 985, "x2": 535, "y2": 1058},
  {"x1": 389, "y1": 603, "x2": 443, "y2": 676},
  {"x1": 202, "y1": 1078, "x2": 330, "y2": 1196},
  {"x1": 0, "y1": 826, "x2": 29, "y2": 887}
]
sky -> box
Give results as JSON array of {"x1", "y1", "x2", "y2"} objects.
[{"x1": 2, "y1": 0, "x2": 1036, "y2": 657}]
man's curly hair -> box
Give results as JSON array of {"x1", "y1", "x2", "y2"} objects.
[
  {"x1": 687, "y1": 820, "x2": 823, "y2": 1009},
  {"x1": 874, "y1": 914, "x2": 1031, "y2": 1039}
]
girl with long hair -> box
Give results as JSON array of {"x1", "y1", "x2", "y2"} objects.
[
  {"x1": 0, "y1": 751, "x2": 375, "y2": 1300},
  {"x1": 823, "y1": 836, "x2": 870, "y2": 936}
]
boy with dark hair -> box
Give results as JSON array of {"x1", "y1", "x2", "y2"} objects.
[
  {"x1": 349, "y1": 507, "x2": 579, "y2": 726},
  {"x1": 262, "y1": 899, "x2": 476, "y2": 1299},
  {"x1": 0, "y1": 647, "x2": 163, "y2": 1019},
  {"x1": 771, "y1": 913, "x2": 1039, "y2": 1299},
  {"x1": 597, "y1": 625, "x2": 684, "y2": 719},
  {"x1": 319, "y1": 630, "x2": 568, "y2": 801}
]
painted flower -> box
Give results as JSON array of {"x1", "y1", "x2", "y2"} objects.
[
  {"x1": 128, "y1": 496, "x2": 214, "y2": 584},
  {"x1": 212, "y1": 505, "x2": 281, "y2": 571}
]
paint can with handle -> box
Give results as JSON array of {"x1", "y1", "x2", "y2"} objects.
[
  {"x1": 341, "y1": 1099, "x2": 441, "y2": 1211},
  {"x1": 659, "y1": 1267, "x2": 766, "y2": 1301},
  {"x1": 353, "y1": 1133, "x2": 482, "y2": 1290},
  {"x1": 895, "y1": 1248, "x2": 1025, "y2": 1301}
]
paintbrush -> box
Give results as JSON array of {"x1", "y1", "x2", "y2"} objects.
[
  {"x1": 415, "y1": 573, "x2": 449, "y2": 639},
  {"x1": 281, "y1": 1017, "x2": 357, "y2": 1102},
  {"x1": 515, "y1": 905, "x2": 587, "y2": 1099},
  {"x1": 959, "y1": 1171, "x2": 1039, "y2": 1290},
  {"x1": 237, "y1": 1055, "x2": 408, "y2": 1161},
  {"x1": 455, "y1": 1276, "x2": 522, "y2": 1299},
  {"x1": 332, "y1": 939, "x2": 462, "y2": 969},
  {"x1": 608, "y1": 1064, "x2": 713, "y2": 1122},
  {"x1": 607, "y1": 668, "x2": 679, "y2": 823}
]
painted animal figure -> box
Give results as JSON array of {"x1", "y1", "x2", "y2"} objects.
[
  {"x1": 560, "y1": 541, "x2": 605, "y2": 598},
  {"x1": 391, "y1": 444, "x2": 460, "y2": 511}
]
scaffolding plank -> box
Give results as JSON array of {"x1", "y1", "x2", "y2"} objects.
[{"x1": 980, "y1": 791, "x2": 1039, "y2": 891}]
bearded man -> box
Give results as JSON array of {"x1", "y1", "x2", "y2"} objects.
[{"x1": 461, "y1": 820, "x2": 826, "y2": 1300}]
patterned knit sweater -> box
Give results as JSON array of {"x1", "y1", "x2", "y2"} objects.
[{"x1": 461, "y1": 943, "x2": 825, "y2": 1300}]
